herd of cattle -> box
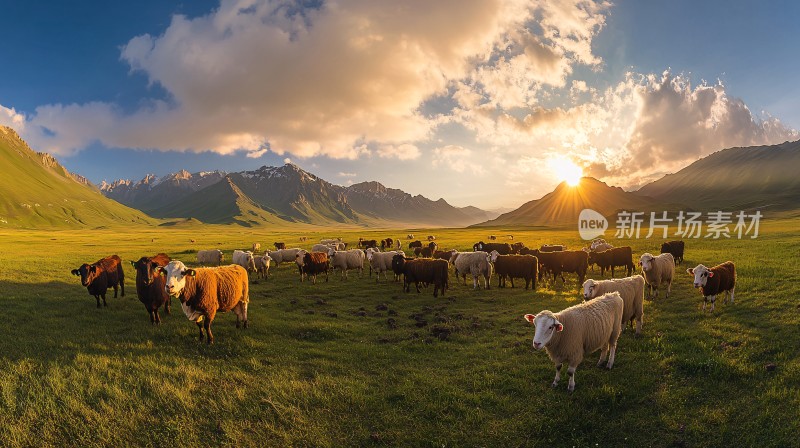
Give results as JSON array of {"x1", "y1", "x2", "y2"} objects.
[{"x1": 71, "y1": 235, "x2": 737, "y2": 388}]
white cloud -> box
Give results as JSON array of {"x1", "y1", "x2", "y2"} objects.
[
  {"x1": 432, "y1": 145, "x2": 482, "y2": 174},
  {"x1": 376, "y1": 143, "x2": 421, "y2": 161},
  {"x1": 338, "y1": 172, "x2": 357, "y2": 177},
  {"x1": 0, "y1": 105, "x2": 26, "y2": 129},
  {"x1": 283, "y1": 157, "x2": 292, "y2": 164}
]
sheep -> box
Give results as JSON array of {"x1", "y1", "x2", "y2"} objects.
[
  {"x1": 414, "y1": 241, "x2": 438, "y2": 258},
  {"x1": 312, "y1": 243, "x2": 332, "y2": 253},
  {"x1": 661, "y1": 240, "x2": 685, "y2": 265},
  {"x1": 131, "y1": 253, "x2": 171, "y2": 324},
  {"x1": 406, "y1": 234, "x2": 414, "y2": 240},
  {"x1": 391, "y1": 255, "x2": 448, "y2": 297},
  {"x1": 472, "y1": 241, "x2": 513, "y2": 254},
  {"x1": 254, "y1": 255, "x2": 271, "y2": 279},
  {"x1": 687, "y1": 262, "x2": 736, "y2": 312},
  {"x1": 639, "y1": 253, "x2": 674, "y2": 299},
  {"x1": 449, "y1": 251, "x2": 492, "y2": 289},
  {"x1": 368, "y1": 250, "x2": 404, "y2": 282},
  {"x1": 232, "y1": 250, "x2": 257, "y2": 274},
  {"x1": 295, "y1": 252, "x2": 329, "y2": 284},
  {"x1": 523, "y1": 291, "x2": 624, "y2": 392},
  {"x1": 197, "y1": 249, "x2": 223, "y2": 266},
  {"x1": 489, "y1": 235, "x2": 497, "y2": 240},
  {"x1": 252, "y1": 243, "x2": 261, "y2": 253},
  {"x1": 427, "y1": 235, "x2": 436, "y2": 241},
  {"x1": 299, "y1": 236, "x2": 308, "y2": 242},
  {"x1": 71, "y1": 255, "x2": 125, "y2": 308},
  {"x1": 489, "y1": 251, "x2": 538, "y2": 290},
  {"x1": 587, "y1": 247, "x2": 634, "y2": 277},
  {"x1": 160, "y1": 261, "x2": 249, "y2": 344},
  {"x1": 583, "y1": 275, "x2": 645, "y2": 336},
  {"x1": 380, "y1": 238, "x2": 394, "y2": 250},
  {"x1": 273, "y1": 242, "x2": 286, "y2": 250},
  {"x1": 328, "y1": 249, "x2": 365, "y2": 280},
  {"x1": 266, "y1": 248, "x2": 302, "y2": 265},
  {"x1": 395, "y1": 239, "x2": 402, "y2": 250}
]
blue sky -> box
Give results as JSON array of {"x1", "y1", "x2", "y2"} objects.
[{"x1": 1, "y1": 0, "x2": 798, "y2": 209}]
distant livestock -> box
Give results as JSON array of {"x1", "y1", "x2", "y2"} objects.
[
  {"x1": 274, "y1": 242, "x2": 286, "y2": 250},
  {"x1": 267, "y1": 248, "x2": 302, "y2": 265},
  {"x1": 408, "y1": 240, "x2": 423, "y2": 249},
  {"x1": 299, "y1": 237, "x2": 307, "y2": 242},
  {"x1": 380, "y1": 238, "x2": 394, "y2": 250},
  {"x1": 433, "y1": 249, "x2": 457, "y2": 261},
  {"x1": 391, "y1": 255, "x2": 449, "y2": 297},
  {"x1": 427, "y1": 235, "x2": 436, "y2": 241},
  {"x1": 232, "y1": 250, "x2": 257, "y2": 274},
  {"x1": 296, "y1": 252, "x2": 329, "y2": 284},
  {"x1": 524, "y1": 291, "x2": 624, "y2": 392},
  {"x1": 488, "y1": 235, "x2": 497, "y2": 240},
  {"x1": 160, "y1": 261, "x2": 249, "y2": 344},
  {"x1": 71, "y1": 255, "x2": 125, "y2": 308},
  {"x1": 661, "y1": 240, "x2": 685, "y2": 264},
  {"x1": 687, "y1": 262, "x2": 736, "y2": 312},
  {"x1": 414, "y1": 241, "x2": 438, "y2": 258},
  {"x1": 197, "y1": 249, "x2": 223, "y2": 266},
  {"x1": 367, "y1": 249, "x2": 404, "y2": 282},
  {"x1": 449, "y1": 251, "x2": 492, "y2": 289},
  {"x1": 540, "y1": 244, "x2": 564, "y2": 252},
  {"x1": 358, "y1": 238, "x2": 378, "y2": 249},
  {"x1": 588, "y1": 247, "x2": 634, "y2": 277},
  {"x1": 131, "y1": 253, "x2": 171, "y2": 324},
  {"x1": 639, "y1": 253, "x2": 674, "y2": 299},
  {"x1": 406, "y1": 234, "x2": 414, "y2": 240},
  {"x1": 535, "y1": 250, "x2": 588, "y2": 284},
  {"x1": 583, "y1": 275, "x2": 645, "y2": 336},
  {"x1": 252, "y1": 243, "x2": 261, "y2": 253},
  {"x1": 489, "y1": 251, "x2": 538, "y2": 290},
  {"x1": 472, "y1": 241, "x2": 513, "y2": 255}
]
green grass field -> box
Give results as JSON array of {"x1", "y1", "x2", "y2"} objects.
[{"x1": 0, "y1": 220, "x2": 798, "y2": 447}]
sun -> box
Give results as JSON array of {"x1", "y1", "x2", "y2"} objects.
[{"x1": 549, "y1": 157, "x2": 583, "y2": 186}]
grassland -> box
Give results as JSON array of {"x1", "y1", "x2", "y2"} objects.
[{"x1": 0, "y1": 219, "x2": 798, "y2": 447}]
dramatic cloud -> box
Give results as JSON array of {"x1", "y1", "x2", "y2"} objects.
[
  {"x1": 376, "y1": 144, "x2": 421, "y2": 161},
  {"x1": 432, "y1": 145, "x2": 482, "y2": 174},
  {"x1": 0, "y1": 105, "x2": 26, "y2": 130}
]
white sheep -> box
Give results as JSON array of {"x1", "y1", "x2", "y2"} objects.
[
  {"x1": 448, "y1": 251, "x2": 492, "y2": 289},
  {"x1": 266, "y1": 248, "x2": 302, "y2": 265},
  {"x1": 583, "y1": 275, "x2": 645, "y2": 335},
  {"x1": 254, "y1": 255, "x2": 271, "y2": 279},
  {"x1": 196, "y1": 249, "x2": 223, "y2": 266},
  {"x1": 329, "y1": 249, "x2": 365, "y2": 280},
  {"x1": 524, "y1": 291, "x2": 624, "y2": 392},
  {"x1": 367, "y1": 249, "x2": 403, "y2": 282},
  {"x1": 232, "y1": 250, "x2": 256, "y2": 273},
  {"x1": 312, "y1": 243, "x2": 331, "y2": 253},
  {"x1": 639, "y1": 253, "x2": 674, "y2": 299}
]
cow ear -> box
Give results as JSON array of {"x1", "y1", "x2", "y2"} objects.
[
  {"x1": 90, "y1": 265, "x2": 97, "y2": 273},
  {"x1": 157, "y1": 267, "x2": 166, "y2": 276},
  {"x1": 71, "y1": 269, "x2": 79, "y2": 276},
  {"x1": 555, "y1": 322, "x2": 564, "y2": 332},
  {"x1": 183, "y1": 269, "x2": 197, "y2": 277},
  {"x1": 707, "y1": 271, "x2": 714, "y2": 278},
  {"x1": 523, "y1": 314, "x2": 536, "y2": 324},
  {"x1": 129, "y1": 260, "x2": 136, "y2": 267},
  {"x1": 151, "y1": 262, "x2": 160, "y2": 269},
  {"x1": 686, "y1": 268, "x2": 694, "y2": 275}
]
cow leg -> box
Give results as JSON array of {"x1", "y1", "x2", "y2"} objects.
[
  {"x1": 95, "y1": 295, "x2": 101, "y2": 308},
  {"x1": 710, "y1": 295, "x2": 716, "y2": 312},
  {"x1": 154, "y1": 308, "x2": 161, "y2": 325},
  {"x1": 204, "y1": 318, "x2": 214, "y2": 345},
  {"x1": 102, "y1": 294, "x2": 108, "y2": 307},
  {"x1": 729, "y1": 287, "x2": 735, "y2": 304},
  {"x1": 113, "y1": 285, "x2": 118, "y2": 298},
  {"x1": 702, "y1": 296, "x2": 708, "y2": 312},
  {"x1": 120, "y1": 281, "x2": 124, "y2": 297},
  {"x1": 510, "y1": 277, "x2": 515, "y2": 288},
  {"x1": 165, "y1": 297, "x2": 171, "y2": 315},
  {"x1": 552, "y1": 363, "x2": 562, "y2": 388},
  {"x1": 415, "y1": 282, "x2": 421, "y2": 293}
]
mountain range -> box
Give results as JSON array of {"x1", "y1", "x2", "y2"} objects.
[{"x1": 100, "y1": 164, "x2": 498, "y2": 227}]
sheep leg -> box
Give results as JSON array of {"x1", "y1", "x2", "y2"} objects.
[
  {"x1": 635, "y1": 316, "x2": 642, "y2": 336},
  {"x1": 597, "y1": 344, "x2": 609, "y2": 367},
  {"x1": 472, "y1": 275, "x2": 478, "y2": 290},
  {"x1": 606, "y1": 343, "x2": 617, "y2": 369},
  {"x1": 204, "y1": 318, "x2": 214, "y2": 345},
  {"x1": 567, "y1": 365, "x2": 577, "y2": 392},
  {"x1": 196, "y1": 321, "x2": 204, "y2": 341},
  {"x1": 485, "y1": 274, "x2": 491, "y2": 290},
  {"x1": 552, "y1": 363, "x2": 562, "y2": 388},
  {"x1": 666, "y1": 280, "x2": 671, "y2": 298}
]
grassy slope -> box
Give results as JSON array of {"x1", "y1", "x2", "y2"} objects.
[
  {"x1": 0, "y1": 220, "x2": 798, "y2": 447},
  {"x1": 0, "y1": 128, "x2": 153, "y2": 228}
]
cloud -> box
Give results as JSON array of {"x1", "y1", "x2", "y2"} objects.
[
  {"x1": 432, "y1": 145, "x2": 482, "y2": 174},
  {"x1": 283, "y1": 157, "x2": 292, "y2": 164},
  {"x1": 338, "y1": 172, "x2": 357, "y2": 177},
  {"x1": 376, "y1": 143, "x2": 421, "y2": 161},
  {"x1": 0, "y1": 105, "x2": 26, "y2": 129}
]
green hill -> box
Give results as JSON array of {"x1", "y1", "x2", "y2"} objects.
[{"x1": 0, "y1": 126, "x2": 153, "y2": 228}]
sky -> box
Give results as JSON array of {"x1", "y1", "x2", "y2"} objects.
[{"x1": 1, "y1": 0, "x2": 799, "y2": 209}]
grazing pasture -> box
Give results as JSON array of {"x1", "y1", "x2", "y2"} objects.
[{"x1": 0, "y1": 219, "x2": 798, "y2": 447}]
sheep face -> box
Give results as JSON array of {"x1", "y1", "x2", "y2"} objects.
[
  {"x1": 687, "y1": 264, "x2": 711, "y2": 288},
  {"x1": 524, "y1": 312, "x2": 563, "y2": 350},
  {"x1": 582, "y1": 279, "x2": 599, "y2": 301},
  {"x1": 71, "y1": 263, "x2": 99, "y2": 287},
  {"x1": 160, "y1": 261, "x2": 196, "y2": 298},
  {"x1": 639, "y1": 254, "x2": 655, "y2": 272}
]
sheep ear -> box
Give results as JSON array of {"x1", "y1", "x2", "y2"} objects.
[
  {"x1": 523, "y1": 314, "x2": 536, "y2": 324},
  {"x1": 686, "y1": 268, "x2": 694, "y2": 275},
  {"x1": 707, "y1": 271, "x2": 714, "y2": 278},
  {"x1": 555, "y1": 322, "x2": 564, "y2": 332}
]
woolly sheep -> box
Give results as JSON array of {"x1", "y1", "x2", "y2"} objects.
[
  {"x1": 328, "y1": 249, "x2": 365, "y2": 280},
  {"x1": 449, "y1": 251, "x2": 492, "y2": 289},
  {"x1": 232, "y1": 250, "x2": 256, "y2": 273},
  {"x1": 523, "y1": 291, "x2": 624, "y2": 392},
  {"x1": 639, "y1": 252, "x2": 674, "y2": 299},
  {"x1": 367, "y1": 249, "x2": 403, "y2": 282},
  {"x1": 254, "y1": 255, "x2": 271, "y2": 279},
  {"x1": 197, "y1": 249, "x2": 223, "y2": 266},
  {"x1": 583, "y1": 275, "x2": 645, "y2": 335},
  {"x1": 266, "y1": 248, "x2": 302, "y2": 264}
]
